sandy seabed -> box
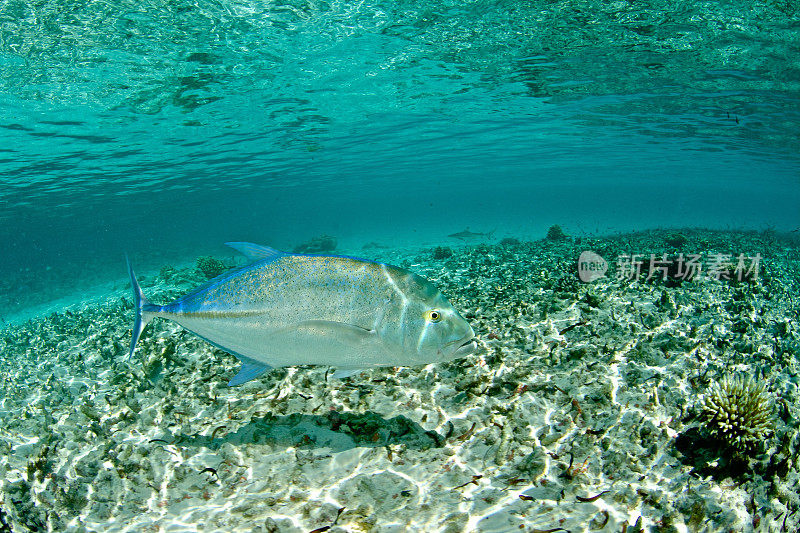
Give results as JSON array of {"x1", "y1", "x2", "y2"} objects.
[{"x1": 1, "y1": 229, "x2": 799, "y2": 532}]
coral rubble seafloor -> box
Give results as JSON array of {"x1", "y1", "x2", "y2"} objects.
[{"x1": 0, "y1": 229, "x2": 798, "y2": 532}]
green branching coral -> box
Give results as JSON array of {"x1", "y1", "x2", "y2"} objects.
[{"x1": 699, "y1": 374, "x2": 774, "y2": 452}]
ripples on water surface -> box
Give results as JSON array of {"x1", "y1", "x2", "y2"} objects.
[{"x1": 1, "y1": 0, "x2": 799, "y2": 310}]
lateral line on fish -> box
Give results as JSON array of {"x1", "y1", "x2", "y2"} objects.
[{"x1": 173, "y1": 310, "x2": 265, "y2": 319}]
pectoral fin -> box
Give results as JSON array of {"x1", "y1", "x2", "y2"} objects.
[
  {"x1": 289, "y1": 320, "x2": 377, "y2": 343},
  {"x1": 266, "y1": 321, "x2": 380, "y2": 368}
]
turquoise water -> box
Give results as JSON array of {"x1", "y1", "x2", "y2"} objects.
[{"x1": 2, "y1": 0, "x2": 799, "y2": 301}]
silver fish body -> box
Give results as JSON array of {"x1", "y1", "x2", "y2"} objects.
[{"x1": 128, "y1": 242, "x2": 476, "y2": 385}]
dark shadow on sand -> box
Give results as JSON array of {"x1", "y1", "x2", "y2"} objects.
[{"x1": 152, "y1": 410, "x2": 446, "y2": 453}]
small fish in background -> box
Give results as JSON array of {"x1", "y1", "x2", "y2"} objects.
[
  {"x1": 127, "y1": 242, "x2": 477, "y2": 386},
  {"x1": 448, "y1": 228, "x2": 495, "y2": 241}
]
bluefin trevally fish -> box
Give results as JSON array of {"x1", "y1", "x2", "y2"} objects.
[{"x1": 127, "y1": 242, "x2": 477, "y2": 386}]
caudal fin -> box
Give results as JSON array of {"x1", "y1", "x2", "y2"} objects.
[{"x1": 126, "y1": 256, "x2": 155, "y2": 360}]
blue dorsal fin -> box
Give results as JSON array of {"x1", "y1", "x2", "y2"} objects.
[
  {"x1": 224, "y1": 242, "x2": 286, "y2": 263},
  {"x1": 228, "y1": 361, "x2": 272, "y2": 386}
]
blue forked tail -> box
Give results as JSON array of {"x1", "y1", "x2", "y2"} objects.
[{"x1": 126, "y1": 256, "x2": 156, "y2": 359}]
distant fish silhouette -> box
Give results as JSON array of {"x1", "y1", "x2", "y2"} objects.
[{"x1": 448, "y1": 228, "x2": 495, "y2": 241}]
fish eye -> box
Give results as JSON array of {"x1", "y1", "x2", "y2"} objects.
[{"x1": 425, "y1": 310, "x2": 442, "y2": 323}]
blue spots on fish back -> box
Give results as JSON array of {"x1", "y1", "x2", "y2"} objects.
[
  {"x1": 166, "y1": 260, "x2": 270, "y2": 312},
  {"x1": 292, "y1": 251, "x2": 382, "y2": 265},
  {"x1": 161, "y1": 250, "x2": 404, "y2": 316}
]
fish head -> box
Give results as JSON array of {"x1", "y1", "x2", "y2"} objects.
[{"x1": 382, "y1": 270, "x2": 476, "y2": 365}]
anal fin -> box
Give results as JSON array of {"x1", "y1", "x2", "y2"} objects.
[
  {"x1": 228, "y1": 360, "x2": 272, "y2": 386},
  {"x1": 331, "y1": 368, "x2": 368, "y2": 379},
  {"x1": 188, "y1": 331, "x2": 274, "y2": 386}
]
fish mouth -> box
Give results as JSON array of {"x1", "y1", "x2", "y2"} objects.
[{"x1": 452, "y1": 335, "x2": 477, "y2": 358}]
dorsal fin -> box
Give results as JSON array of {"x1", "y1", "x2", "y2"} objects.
[{"x1": 224, "y1": 242, "x2": 286, "y2": 263}]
